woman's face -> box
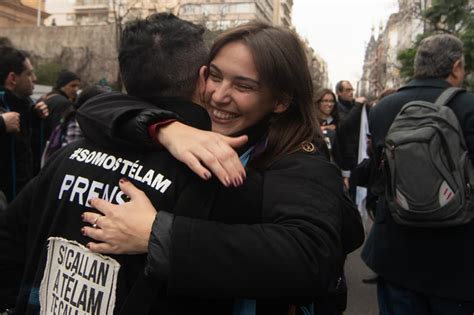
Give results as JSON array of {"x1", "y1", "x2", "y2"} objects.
[
  {"x1": 318, "y1": 93, "x2": 335, "y2": 116},
  {"x1": 204, "y1": 41, "x2": 287, "y2": 136}
]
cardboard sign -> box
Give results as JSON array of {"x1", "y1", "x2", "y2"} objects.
[{"x1": 40, "y1": 237, "x2": 120, "y2": 315}]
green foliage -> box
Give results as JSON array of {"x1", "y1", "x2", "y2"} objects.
[
  {"x1": 35, "y1": 63, "x2": 64, "y2": 86},
  {"x1": 397, "y1": 0, "x2": 474, "y2": 88}
]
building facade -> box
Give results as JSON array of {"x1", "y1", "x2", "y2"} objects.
[
  {"x1": 359, "y1": 0, "x2": 431, "y2": 98},
  {"x1": 0, "y1": 0, "x2": 49, "y2": 27}
]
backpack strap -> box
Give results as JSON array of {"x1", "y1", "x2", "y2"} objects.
[{"x1": 435, "y1": 87, "x2": 465, "y2": 107}]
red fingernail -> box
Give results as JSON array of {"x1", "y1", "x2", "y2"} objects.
[
  {"x1": 81, "y1": 228, "x2": 86, "y2": 235},
  {"x1": 86, "y1": 243, "x2": 90, "y2": 249},
  {"x1": 81, "y1": 214, "x2": 84, "y2": 221},
  {"x1": 204, "y1": 172, "x2": 211, "y2": 180},
  {"x1": 87, "y1": 199, "x2": 92, "y2": 206}
]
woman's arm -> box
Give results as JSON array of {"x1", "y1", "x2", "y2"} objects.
[
  {"x1": 167, "y1": 153, "x2": 345, "y2": 298},
  {"x1": 83, "y1": 153, "x2": 345, "y2": 298},
  {"x1": 76, "y1": 92, "x2": 247, "y2": 185}
]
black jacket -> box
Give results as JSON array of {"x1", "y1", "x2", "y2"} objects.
[
  {"x1": 0, "y1": 92, "x2": 212, "y2": 314},
  {"x1": 76, "y1": 97, "x2": 348, "y2": 314},
  {"x1": 0, "y1": 87, "x2": 34, "y2": 202},
  {"x1": 337, "y1": 99, "x2": 364, "y2": 172},
  {"x1": 362, "y1": 78, "x2": 474, "y2": 301}
]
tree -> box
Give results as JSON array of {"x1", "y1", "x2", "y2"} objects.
[{"x1": 397, "y1": 0, "x2": 474, "y2": 88}]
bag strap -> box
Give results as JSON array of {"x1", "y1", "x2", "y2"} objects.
[{"x1": 435, "y1": 87, "x2": 465, "y2": 107}]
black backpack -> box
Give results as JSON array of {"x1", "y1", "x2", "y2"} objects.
[{"x1": 384, "y1": 87, "x2": 474, "y2": 227}]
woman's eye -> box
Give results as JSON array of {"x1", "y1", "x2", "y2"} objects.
[
  {"x1": 236, "y1": 84, "x2": 254, "y2": 91},
  {"x1": 209, "y1": 72, "x2": 221, "y2": 81}
]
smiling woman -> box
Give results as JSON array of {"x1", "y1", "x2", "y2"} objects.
[
  {"x1": 205, "y1": 41, "x2": 288, "y2": 136},
  {"x1": 77, "y1": 20, "x2": 363, "y2": 315}
]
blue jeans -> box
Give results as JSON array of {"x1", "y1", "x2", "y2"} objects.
[{"x1": 378, "y1": 278, "x2": 474, "y2": 315}]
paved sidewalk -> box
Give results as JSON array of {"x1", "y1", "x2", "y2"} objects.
[{"x1": 344, "y1": 227, "x2": 378, "y2": 315}]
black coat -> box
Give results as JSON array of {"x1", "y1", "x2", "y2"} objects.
[
  {"x1": 0, "y1": 88, "x2": 34, "y2": 202},
  {"x1": 76, "y1": 96, "x2": 348, "y2": 314},
  {"x1": 0, "y1": 92, "x2": 212, "y2": 314},
  {"x1": 337, "y1": 100, "x2": 364, "y2": 172},
  {"x1": 362, "y1": 78, "x2": 474, "y2": 301}
]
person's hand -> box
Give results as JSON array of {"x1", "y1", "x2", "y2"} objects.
[
  {"x1": 158, "y1": 121, "x2": 248, "y2": 187},
  {"x1": 355, "y1": 96, "x2": 367, "y2": 104},
  {"x1": 34, "y1": 101, "x2": 49, "y2": 119},
  {"x1": 81, "y1": 178, "x2": 157, "y2": 254},
  {"x1": 2, "y1": 112, "x2": 20, "y2": 133},
  {"x1": 321, "y1": 124, "x2": 336, "y2": 131},
  {"x1": 343, "y1": 177, "x2": 350, "y2": 190}
]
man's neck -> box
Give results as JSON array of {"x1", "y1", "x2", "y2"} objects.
[{"x1": 338, "y1": 98, "x2": 353, "y2": 107}]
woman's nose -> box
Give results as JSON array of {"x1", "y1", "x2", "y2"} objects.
[{"x1": 212, "y1": 82, "x2": 232, "y2": 104}]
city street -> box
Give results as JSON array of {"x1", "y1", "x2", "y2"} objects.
[{"x1": 345, "y1": 224, "x2": 378, "y2": 315}]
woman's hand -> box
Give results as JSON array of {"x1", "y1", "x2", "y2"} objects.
[
  {"x1": 158, "y1": 121, "x2": 248, "y2": 187},
  {"x1": 82, "y1": 179, "x2": 157, "y2": 254}
]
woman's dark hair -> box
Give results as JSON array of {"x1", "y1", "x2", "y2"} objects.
[
  {"x1": 209, "y1": 22, "x2": 322, "y2": 168},
  {"x1": 314, "y1": 88, "x2": 339, "y2": 126}
]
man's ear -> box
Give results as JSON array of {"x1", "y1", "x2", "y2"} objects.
[
  {"x1": 198, "y1": 65, "x2": 208, "y2": 104},
  {"x1": 5, "y1": 72, "x2": 16, "y2": 87},
  {"x1": 447, "y1": 58, "x2": 465, "y2": 87},
  {"x1": 452, "y1": 59, "x2": 464, "y2": 78}
]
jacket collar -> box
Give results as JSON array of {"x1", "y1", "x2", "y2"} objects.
[
  {"x1": 0, "y1": 86, "x2": 31, "y2": 109},
  {"x1": 337, "y1": 99, "x2": 355, "y2": 110},
  {"x1": 400, "y1": 78, "x2": 452, "y2": 91}
]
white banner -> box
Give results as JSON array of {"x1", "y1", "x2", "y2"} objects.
[{"x1": 40, "y1": 237, "x2": 120, "y2": 315}]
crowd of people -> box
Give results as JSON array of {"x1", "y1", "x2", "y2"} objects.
[{"x1": 0, "y1": 11, "x2": 473, "y2": 315}]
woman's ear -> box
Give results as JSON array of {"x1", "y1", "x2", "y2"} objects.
[
  {"x1": 273, "y1": 96, "x2": 291, "y2": 114},
  {"x1": 198, "y1": 66, "x2": 208, "y2": 104}
]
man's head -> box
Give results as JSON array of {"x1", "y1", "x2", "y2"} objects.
[
  {"x1": 119, "y1": 13, "x2": 208, "y2": 102},
  {"x1": 0, "y1": 46, "x2": 36, "y2": 98},
  {"x1": 414, "y1": 33, "x2": 465, "y2": 87},
  {"x1": 335, "y1": 80, "x2": 354, "y2": 102},
  {"x1": 55, "y1": 70, "x2": 81, "y2": 101}
]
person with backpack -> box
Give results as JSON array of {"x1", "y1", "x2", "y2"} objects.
[{"x1": 362, "y1": 33, "x2": 474, "y2": 314}]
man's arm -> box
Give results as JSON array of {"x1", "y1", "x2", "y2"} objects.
[{"x1": 338, "y1": 100, "x2": 364, "y2": 133}]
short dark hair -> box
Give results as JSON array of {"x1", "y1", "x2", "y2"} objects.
[
  {"x1": 414, "y1": 33, "x2": 464, "y2": 79},
  {"x1": 335, "y1": 80, "x2": 349, "y2": 93},
  {"x1": 0, "y1": 46, "x2": 27, "y2": 85},
  {"x1": 0, "y1": 37, "x2": 13, "y2": 48},
  {"x1": 119, "y1": 13, "x2": 208, "y2": 100}
]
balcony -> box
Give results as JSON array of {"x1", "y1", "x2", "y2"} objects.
[{"x1": 75, "y1": 0, "x2": 109, "y2": 12}]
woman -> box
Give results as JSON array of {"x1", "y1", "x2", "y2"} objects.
[
  {"x1": 314, "y1": 88, "x2": 342, "y2": 166},
  {"x1": 81, "y1": 23, "x2": 362, "y2": 314}
]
